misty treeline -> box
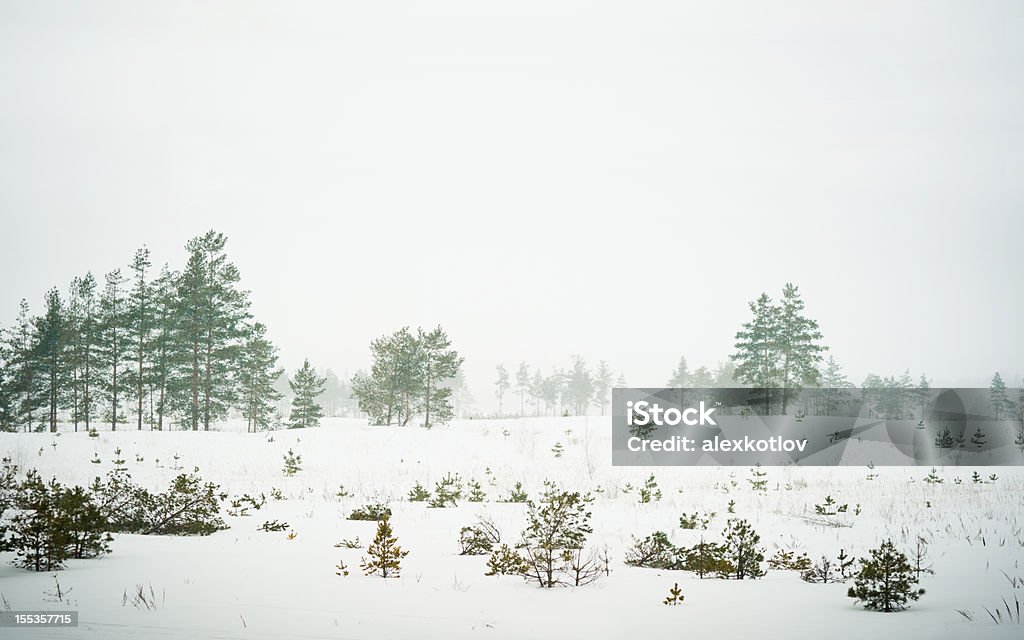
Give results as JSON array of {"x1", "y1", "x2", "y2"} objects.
[
  {"x1": 0, "y1": 231, "x2": 289, "y2": 433},
  {"x1": 489, "y1": 358, "x2": 627, "y2": 418},
  {"x1": 717, "y1": 283, "x2": 1022, "y2": 421}
]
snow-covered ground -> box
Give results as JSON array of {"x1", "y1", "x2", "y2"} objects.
[{"x1": 1, "y1": 417, "x2": 1022, "y2": 639}]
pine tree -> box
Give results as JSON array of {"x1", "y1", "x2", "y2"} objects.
[
  {"x1": 240, "y1": 323, "x2": 283, "y2": 432},
  {"x1": 847, "y1": 540, "x2": 925, "y2": 612},
  {"x1": 176, "y1": 231, "x2": 250, "y2": 430},
  {"x1": 32, "y1": 288, "x2": 68, "y2": 433},
  {"x1": 970, "y1": 426, "x2": 987, "y2": 450},
  {"x1": 721, "y1": 518, "x2": 765, "y2": 580},
  {"x1": 663, "y1": 582, "x2": 684, "y2": 606},
  {"x1": 73, "y1": 272, "x2": 100, "y2": 432},
  {"x1": 529, "y1": 369, "x2": 545, "y2": 416},
  {"x1": 520, "y1": 482, "x2": 594, "y2": 588},
  {"x1": 565, "y1": 356, "x2": 593, "y2": 416},
  {"x1": 817, "y1": 356, "x2": 851, "y2": 416},
  {"x1": 494, "y1": 364, "x2": 510, "y2": 417},
  {"x1": 126, "y1": 246, "x2": 152, "y2": 430},
  {"x1": 776, "y1": 283, "x2": 826, "y2": 414},
  {"x1": 668, "y1": 356, "x2": 690, "y2": 387},
  {"x1": 360, "y1": 516, "x2": 409, "y2": 578},
  {"x1": 990, "y1": 372, "x2": 1010, "y2": 419},
  {"x1": 351, "y1": 327, "x2": 423, "y2": 426},
  {"x1": 593, "y1": 360, "x2": 613, "y2": 415},
  {"x1": 417, "y1": 326, "x2": 462, "y2": 428},
  {"x1": 4, "y1": 300, "x2": 40, "y2": 431},
  {"x1": 148, "y1": 265, "x2": 181, "y2": 430},
  {"x1": 731, "y1": 293, "x2": 781, "y2": 414},
  {"x1": 98, "y1": 270, "x2": 128, "y2": 430},
  {"x1": 288, "y1": 359, "x2": 326, "y2": 429},
  {"x1": 515, "y1": 361, "x2": 530, "y2": 417}
]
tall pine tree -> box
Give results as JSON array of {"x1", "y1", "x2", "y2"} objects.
[
  {"x1": 98, "y1": 270, "x2": 128, "y2": 430},
  {"x1": 240, "y1": 323, "x2": 283, "y2": 432},
  {"x1": 417, "y1": 326, "x2": 462, "y2": 428}
]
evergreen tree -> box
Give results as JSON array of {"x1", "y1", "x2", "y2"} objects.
[
  {"x1": 126, "y1": 246, "x2": 152, "y2": 430},
  {"x1": 667, "y1": 356, "x2": 690, "y2": 387},
  {"x1": 148, "y1": 265, "x2": 181, "y2": 430},
  {"x1": 73, "y1": 273, "x2": 99, "y2": 432},
  {"x1": 847, "y1": 540, "x2": 925, "y2": 612},
  {"x1": 360, "y1": 515, "x2": 409, "y2": 578},
  {"x1": 351, "y1": 327, "x2": 424, "y2": 426},
  {"x1": 817, "y1": 355, "x2": 851, "y2": 416},
  {"x1": 731, "y1": 293, "x2": 780, "y2": 414},
  {"x1": 176, "y1": 231, "x2": 250, "y2": 430},
  {"x1": 515, "y1": 361, "x2": 530, "y2": 416},
  {"x1": 4, "y1": 300, "x2": 40, "y2": 431},
  {"x1": 98, "y1": 270, "x2": 128, "y2": 430},
  {"x1": 913, "y1": 373, "x2": 931, "y2": 419},
  {"x1": 417, "y1": 326, "x2": 462, "y2": 428},
  {"x1": 519, "y1": 482, "x2": 594, "y2": 588},
  {"x1": 288, "y1": 359, "x2": 326, "y2": 429},
  {"x1": 721, "y1": 518, "x2": 765, "y2": 579},
  {"x1": 990, "y1": 372, "x2": 1010, "y2": 419},
  {"x1": 529, "y1": 369, "x2": 544, "y2": 416},
  {"x1": 775, "y1": 283, "x2": 826, "y2": 414},
  {"x1": 593, "y1": 360, "x2": 613, "y2": 415},
  {"x1": 495, "y1": 364, "x2": 510, "y2": 416},
  {"x1": 970, "y1": 426, "x2": 987, "y2": 450},
  {"x1": 32, "y1": 288, "x2": 68, "y2": 433},
  {"x1": 565, "y1": 356, "x2": 593, "y2": 416},
  {"x1": 240, "y1": 323, "x2": 283, "y2": 432}
]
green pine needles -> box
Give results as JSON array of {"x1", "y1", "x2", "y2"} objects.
[
  {"x1": 288, "y1": 359, "x2": 326, "y2": 429},
  {"x1": 360, "y1": 516, "x2": 409, "y2": 578},
  {"x1": 847, "y1": 540, "x2": 925, "y2": 612}
]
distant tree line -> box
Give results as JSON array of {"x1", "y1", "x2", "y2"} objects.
[
  {"x1": 0, "y1": 231, "x2": 284, "y2": 433},
  {"x1": 489, "y1": 357, "x2": 625, "y2": 418}
]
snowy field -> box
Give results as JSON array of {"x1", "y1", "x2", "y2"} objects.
[{"x1": 1, "y1": 417, "x2": 1022, "y2": 639}]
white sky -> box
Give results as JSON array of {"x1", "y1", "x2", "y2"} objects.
[{"x1": 1, "y1": 1, "x2": 1022, "y2": 408}]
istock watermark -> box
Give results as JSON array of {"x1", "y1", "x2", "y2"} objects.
[{"x1": 612, "y1": 387, "x2": 1024, "y2": 466}]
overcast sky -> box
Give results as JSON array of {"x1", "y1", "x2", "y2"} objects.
[{"x1": 1, "y1": 1, "x2": 1021, "y2": 409}]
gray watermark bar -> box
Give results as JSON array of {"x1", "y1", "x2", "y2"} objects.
[
  {"x1": 0, "y1": 611, "x2": 79, "y2": 627},
  {"x1": 612, "y1": 387, "x2": 1024, "y2": 466}
]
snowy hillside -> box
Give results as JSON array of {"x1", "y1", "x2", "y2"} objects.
[{"x1": 1, "y1": 417, "x2": 1022, "y2": 639}]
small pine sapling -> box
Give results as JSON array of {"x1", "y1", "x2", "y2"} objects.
[
  {"x1": 663, "y1": 582, "x2": 684, "y2": 606},
  {"x1": 485, "y1": 544, "x2": 529, "y2": 576},
  {"x1": 466, "y1": 479, "x2": 486, "y2": 502},
  {"x1": 335, "y1": 560, "x2": 349, "y2": 576},
  {"x1": 360, "y1": 516, "x2": 409, "y2": 578},
  {"x1": 407, "y1": 482, "x2": 431, "y2": 502},
  {"x1": 748, "y1": 464, "x2": 768, "y2": 492},
  {"x1": 282, "y1": 449, "x2": 302, "y2": 476},
  {"x1": 639, "y1": 475, "x2": 662, "y2": 504},
  {"x1": 502, "y1": 482, "x2": 528, "y2": 503}
]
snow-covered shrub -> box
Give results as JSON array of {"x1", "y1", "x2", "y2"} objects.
[
  {"x1": 624, "y1": 531, "x2": 682, "y2": 570},
  {"x1": 347, "y1": 502, "x2": 391, "y2": 521},
  {"x1": 768, "y1": 549, "x2": 812, "y2": 572},
  {"x1": 458, "y1": 517, "x2": 501, "y2": 555},
  {"x1": 484, "y1": 544, "x2": 529, "y2": 576}
]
